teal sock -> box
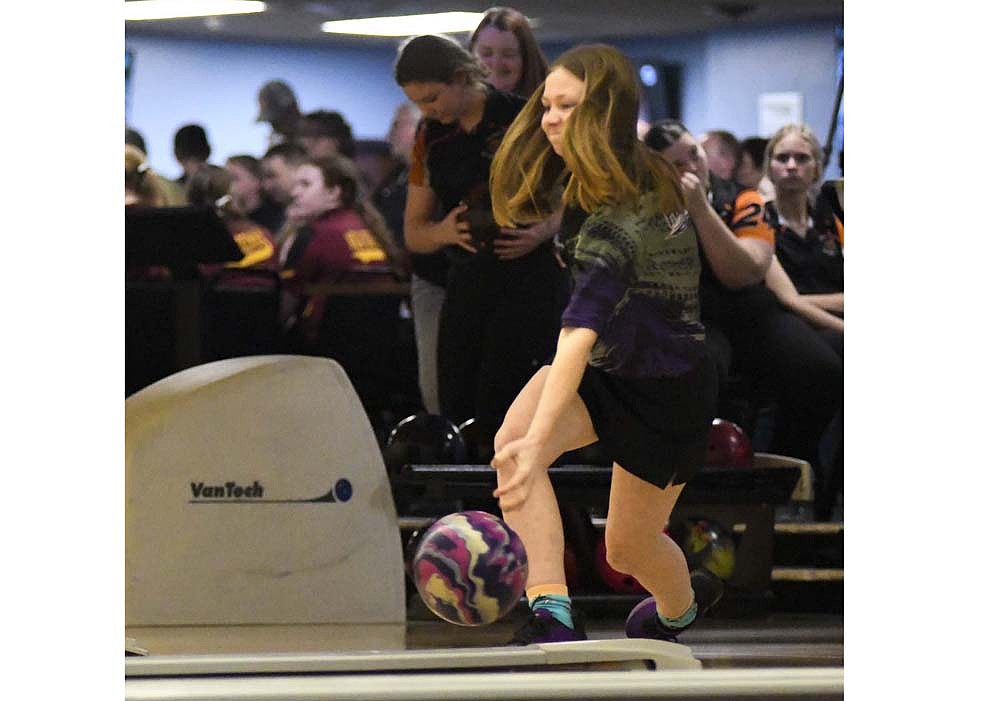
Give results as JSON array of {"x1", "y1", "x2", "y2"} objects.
[
  {"x1": 530, "y1": 594, "x2": 574, "y2": 629},
  {"x1": 657, "y1": 593, "x2": 697, "y2": 630}
]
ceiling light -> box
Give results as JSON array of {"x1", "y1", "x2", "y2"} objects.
[
  {"x1": 321, "y1": 12, "x2": 482, "y2": 37},
  {"x1": 125, "y1": 1, "x2": 267, "y2": 21}
]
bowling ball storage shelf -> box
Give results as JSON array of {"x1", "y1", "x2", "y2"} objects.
[{"x1": 393, "y1": 463, "x2": 811, "y2": 617}]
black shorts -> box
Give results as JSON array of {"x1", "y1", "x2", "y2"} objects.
[{"x1": 576, "y1": 355, "x2": 718, "y2": 488}]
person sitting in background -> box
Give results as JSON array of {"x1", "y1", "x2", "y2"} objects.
[
  {"x1": 261, "y1": 142, "x2": 309, "y2": 254},
  {"x1": 355, "y1": 139, "x2": 408, "y2": 253},
  {"x1": 468, "y1": 6, "x2": 548, "y2": 98},
  {"x1": 125, "y1": 144, "x2": 169, "y2": 207},
  {"x1": 280, "y1": 154, "x2": 407, "y2": 349},
  {"x1": 388, "y1": 102, "x2": 421, "y2": 164},
  {"x1": 261, "y1": 142, "x2": 308, "y2": 209},
  {"x1": 645, "y1": 119, "x2": 842, "y2": 519},
  {"x1": 173, "y1": 124, "x2": 211, "y2": 186},
  {"x1": 225, "y1": 155, "x2": 285, "y2": 234},
  {"x1": 127, "y1": 126, "x2": 185, "y2": 205},
  {"x1": 257, "y1": 79, "x2": 302, "y2": 148},
  {"x1": 700, "y1": 129, "x2": 740, "y2": 183},
  {"x1": 125, "y1": 144, "x2": 172, "y2": 281},
  {"x1": 298, "y1": 110, "x2": 356, "y2": 160},
  {"x1": 736, "y1": 135, "x2": 775, "y2": 203},
  {"x1": 762, "y1": 124, "x2": 844, "y2": 342},
  {"x1": 184, "y1": 164, "x2": 278, "y2": 282}
]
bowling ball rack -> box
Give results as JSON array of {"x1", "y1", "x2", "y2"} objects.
[{"x1": 393, "y1": 464, "x2": 800, "y2": 617}]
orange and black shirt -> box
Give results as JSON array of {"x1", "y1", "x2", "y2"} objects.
[{"x1": 699, "y1": 174, "x2": 777, "y2": 324}]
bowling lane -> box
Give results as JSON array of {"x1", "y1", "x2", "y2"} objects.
[{"x1": 406, "y1": 612, "x2": 844, "y2": 669}]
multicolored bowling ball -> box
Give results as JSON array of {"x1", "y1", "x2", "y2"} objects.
[
  {"x1": 383, "y1": 413, "x2": 467, "y2": 475},
  {"x1": 679, "y1": 518, "x2": 737, "y2": 581},
  {"x1": 412, "y1": 511, "x2": 529, "y2": 626},
  {"x1": 705, "y1": 418, "x2": 753, "y2": 468}
]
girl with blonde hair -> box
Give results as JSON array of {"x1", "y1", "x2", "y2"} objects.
[
  {"x1": 490, "y1": 44, "x2": 721, "y2": 645},
  {"x1": 125, "y1": 144, "x2": 168, "y2": 207}
]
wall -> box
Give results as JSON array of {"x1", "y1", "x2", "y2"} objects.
[
  {"x1": 125, "y1": 34, "x2": 409, "y2": 178},
  {"x1": 126, "y1": 19, "x2": 842, "y2": 179}
]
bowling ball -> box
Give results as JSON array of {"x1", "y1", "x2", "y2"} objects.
[
  {"x1": 594, "y1": 535, "x2": 648, "y2": 595},
  {"x1": 458, "y1": 417, "x2": 494, "y2": 463},
  {"x1": 412, "y1": 510, "x2": 528, "y2": 626},
  {"x1": 678, "y1": 518, "x2": 737, "y2": 581},
  {"x1": 383, "y1": 413, "x2": 467, "y2": 475},
  {"x1": 705, "y1": 418, "x2": 753, "y2": 468},
  {"x1": 402, "y1": 525, "x2": 430, "y2": 582}
]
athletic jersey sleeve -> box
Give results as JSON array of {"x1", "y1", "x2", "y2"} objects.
[
  {"x1": 729, "y1": 189, "x2": 774, "y2": 244},
  {"x1": 408, "y1": 122, "x2": 430, "y2": 188},
  {"x1": 560, "y1": 215, "x2": 631, "y2": 334}
]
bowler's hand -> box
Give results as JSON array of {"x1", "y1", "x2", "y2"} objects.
[{"x1": 491, "y1": 437, "x2": 544, "y2": 511}]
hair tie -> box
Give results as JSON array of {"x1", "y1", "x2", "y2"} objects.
[
  {"x1": 137, "y1": 161, "x2": 150, "y2": 174},
  {"x1": 215, "y1": 194, "x2": 232, "y2": 209}
]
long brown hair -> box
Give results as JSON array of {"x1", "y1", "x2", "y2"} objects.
[
  {"x1": 308, "y1": 155, "x2": 409, "y2": 277},
  {"x1": 185, "y1": 163, "x2": 248, "y2": 222},
  {"x1": 469, "y1": 7, "x2": 548, "y2": 97},
  {"x1": 491, "y1": 44, "x2": 683, "y2": 226}
]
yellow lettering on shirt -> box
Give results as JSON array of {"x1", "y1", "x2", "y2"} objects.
[
  {"x1": 226, "y1": 228, "x2": 275, "y2": 268},
  {"x1": 344, "y1": 228, "x2": 387, "y2": 264}
]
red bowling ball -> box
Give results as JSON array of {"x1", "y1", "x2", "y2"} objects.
[
  {"x1": 594, "y1": 535, "x2": 648, "y2": 595},
  {"x1": 705, "y1": 418, "x2": 753, "y2": 468}
]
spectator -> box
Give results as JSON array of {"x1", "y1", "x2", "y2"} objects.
[
  {"x1": 125, "y1": 144, "x2": 172, "y2": 281},
  {"x1": 225, "y1": 154, "x2": 285, "y2": 235},
  {"x1": 468, "y1": 6, "x2": 548, "y2": 98},
  {"x1": 281, "y1": 154, "x2": 406, "y2": 348},
  {"x1": 125, "y1": 129, "x2": 185, "y2": 205},
  {"x1": 299, "y1": 110, "x2": 356, "y2": 160},
  {"x1": 261, "y1": 142, "x2": 308, "y2": 208},
  {"x1": 383, "y1": 100, "x2": 446, "y2": 414},
  {"x1": 737, "y1": 135, "x2": 775, "y2": 203},
  {"x1": 395, "y1": 34, "x2": 568, "y2": 442},
  {"x1": 257, "y1": 79, "x2": 302, "y2": 148},
  {"x1": 701, "y1": 129, "x2": 740, "y2": 182},
  {"x1": 388, "y1": 102, "x2": 421, "y2": 164},
  {"x1": 125, "y1": 144, "x2": 168, "y2": 207},
  {"x1": 735, "y1": 136, "x2": 767, "y2": 189},
  {"x1": 762, "y1": 124, "x2": 844, "y2": 337},
  {"x1": 354, "y1": 139, "x2": 395, "y2": 195},
  {"x1": 173, "y1": 123, "x2": 211, "y2": 185},
  {"x1": 645, "y1": 119, "x2": 842, "y2": 516},
  {"x1": 185, "y1": 164, "x2": 278, "y2": 278},
  {"x1": 125, "y1": 126, "x2": 147, "y2": 155},
  {"x1": 355, "y1": 139, "x2": 407, "y2": 251}
]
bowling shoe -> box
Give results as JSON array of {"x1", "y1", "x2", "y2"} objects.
[
  {"x1": 508, "y1": 608, "x2": 588, "y2": 645},
  {"x1": 624, "y1": 568, "x2": 724, "y2": 642}
]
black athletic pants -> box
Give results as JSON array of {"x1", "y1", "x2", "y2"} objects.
[
  {"x1": 437, "y1": 247, "x2": 569, "y2": 445},
  {"x1": 707, "y1": 307, "x2": 843, "y2": 517}
]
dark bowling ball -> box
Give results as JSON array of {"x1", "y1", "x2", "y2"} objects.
[
  {"x1": 677, "y1": 518, "x2": 737, "y2": 581},
  {"x1": 402, "y1": 525, "x2": 430, "y2": 582},
  {"x1": 458, "y1": 417, "x2": 494, "y2": 463},
  {"x1": 384, "y1": 413, "x2": 468, "y2": 476},
  {"x1": 705, "y1": 418, "x2": 753, "y2": 468}
]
